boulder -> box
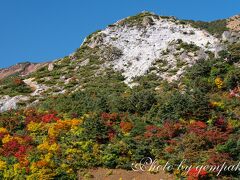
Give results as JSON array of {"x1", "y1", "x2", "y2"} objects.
[
  {"x1": 142, "y1": 17, "x2": 154, "y2": 26},
  {"x1": 0, "y1": 95, "x2": 29, "y2": 112},
  {"x1": 48, "y1": 63, "x2": 54, "y2": 71}
]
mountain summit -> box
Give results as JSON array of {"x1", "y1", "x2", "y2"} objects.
[
  {"x1": 0, "y1": 12, "x2": 239, "y2": 112},
  {"x1": 84, "y1": 12, "x2": 222, "y2": 83}
]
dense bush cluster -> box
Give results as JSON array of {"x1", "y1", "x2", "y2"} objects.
[
  {"x1": 0, "y1": 106, "x2": 239, "y2": 179},
  {"x1": 0, "y1": 77, "x2": 32, "y2": 96},
  {"x1": 183, "y1": 19, "x2": 229, "y2": 37}
]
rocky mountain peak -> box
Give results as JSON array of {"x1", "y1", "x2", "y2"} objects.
[{"x1": 84, "y1": 12, "x2": 223, "y2": 83}]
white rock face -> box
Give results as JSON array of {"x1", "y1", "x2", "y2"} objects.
[
  {"x1": 48, "y1": 63, "x2": 54, "y2": 71},
  {"x1": 23, "y1": 78, "x2": 49, "y2": 96},
  {"x1": 90, "y1": 16, "x2": 222, "y2": 83},
  {"x1": 0, "y1": 79, "x2": 50, "y2": 112},
  {"x1": 0, "y1": 95, "x2": 29, "y2": 112}
]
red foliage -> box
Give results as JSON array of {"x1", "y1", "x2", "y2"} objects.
[
  {"x1": 144, "y1": 125, "x2": 161, "y2": 138},
  {"x1": 101, "y1": 113, "x2": 119, "y2": 121},
  {"x1": 2, "y1": 139, "x2": 21, "y2": 157},
  {"x1": 0, "y1": 132, "x2": 8, "y2": 139},
  {"x1": 188, "y1": 121, "x2": 207, "y2": 134},
  {"x1": 1, "y1": 140, "x2": 30, "y2": 161},
  {"x1": 187, "y1": 121, "x2": 231, "y2": 145},
  {"x1": 164, "y1": 146, "x2": 174, "y2": 153},
  {"x1": 22, "y1": 135, "x2": 32, "y2": 144},
  {"x1": 25, "y1": 109, "x2": 43, "y2": 124},
  {"x1": 24, "y1": 109, "x2": 59, "y2": 124},
  {"x1": 105, "y1": 121, "x2": 116, "y2": 127},
  {"x1": 107, "y1": 130, "x2": 116, "y2": 141},
  {"x1": 187, "y1": 168, "x2": 208, "y2": 180},
  {"x1": 14, "y1": 145, "x2": 28, "y2": 159},
  {"x1": 204, "y1": 128, "x2": 230, "y2": 145},
  {"x1": 144, "y1": 122, "x2": 183, "y2": 140},
  {"x1": 214, "y1": 117, "x2": 227, "y2": 130},
  {"x1": 0, "y1": 135, "x2": 32, "y2": 164},
  {"x1": 159, "y1": 122, "x2": 183, "y2": 139},
  {"x1": 207, "y1": 152, "x2": 232, "y2": 166},
  {"x1": 42, "y1": 113, "x2": 59, "y2": 123},
  {"x1": 120, "y1": 121, "x2": 133, "y2": 133},
  {"x1": 166, "y1": 139, "x2": 178, "y2": 145}
]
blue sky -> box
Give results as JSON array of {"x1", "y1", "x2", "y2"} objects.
[{"x1": 0, "y1": 0, "x2": 239, "y2": 68}]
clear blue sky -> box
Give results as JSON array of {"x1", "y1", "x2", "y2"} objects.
[{"x1": 0, "y1": 0, "x2": 239, "y2": 68}]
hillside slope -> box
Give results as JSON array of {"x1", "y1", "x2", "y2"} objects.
[{"x1": 0, "y1": 12, "x2": 239, "y2": 111}]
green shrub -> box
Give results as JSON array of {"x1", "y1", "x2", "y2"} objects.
[
  {"x1": 118, "y1": 12, "x2": 158, "y2": 27},
  {"x1": 156, "y1": 89, "x2": 210, "y2": 121},
  {"x1": 224, "y1": 66, "x2": 240, "y2": 89},
  {"x1": 179, "y1": 42, "x2": 200, "y2": 52},
  {"x1": 128, "y1": 89, "x2": 157, "y2": 114},
  {"x1": 185, "y1": 19, "x2": 228, "y2": 37},
  {"x1": 229, "y1": 43, "x2": 240, "y2": 63},
  {"x1": 0, "y1": 76, "x2": 32, "y2": 96}
]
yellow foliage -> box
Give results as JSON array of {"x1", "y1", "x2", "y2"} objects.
[
  {"x1": 37, "y1": 142, "x2": 59, "y2": 152},
  {"x1": 44, "y1": 153, "x2": 54, "y2": 163},
  {"x1": 189, "y1": 119, "x2": 196, "y2": 124},
  {"x1": 0, "y1": 128, "x2": 8, "y2": 134},
  {"x1": 27, "y1": 168, "x2": 56, "y2": 180},
  {"x1": 30, "y1": 162, "x2": 38, "y2": 173},
  {"x1": 2, "y1": 135, "x2": 12, "y2": 144},
  {"x1": 66, "y1": 148, "x2": 80, "y2": 154},
  {"x1": 0, "y1": 160, "x2": 6, "y2": 170},
  {"x1": 13, "y1": 163, "x2": 21, "y2": 173},
  {"x1": 48, "y1": 119, "x2": 83, "y2": 138},
  {"x1": 210, "y1": 101, "x2": 224, "y2": 108},
  {"x1": 27, "y1": 122, "x2": 43, "y2": 132},
  {"x1": 48, "y1": 126, "x2": 57, "y2": 138},
  {"x1": 215, "y1": 77, "x2": 224, "y2": 89}
]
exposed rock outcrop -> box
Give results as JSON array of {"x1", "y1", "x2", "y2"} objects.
[
  {"x1": 0, "y1": 95, "x2": 29, "y2": 112},
  {"x1": 23, "y1": 78, "x2": 49, "y2": 96},
  {"x1": 222, "y1": 31, "x2": 240, "y2": 43},
  {"x1": 85, "y1": 14, "x2": 223, "y2": 83},
  {"x1": 48, "y1": 63, "x2": 54, "y2": 71}
]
